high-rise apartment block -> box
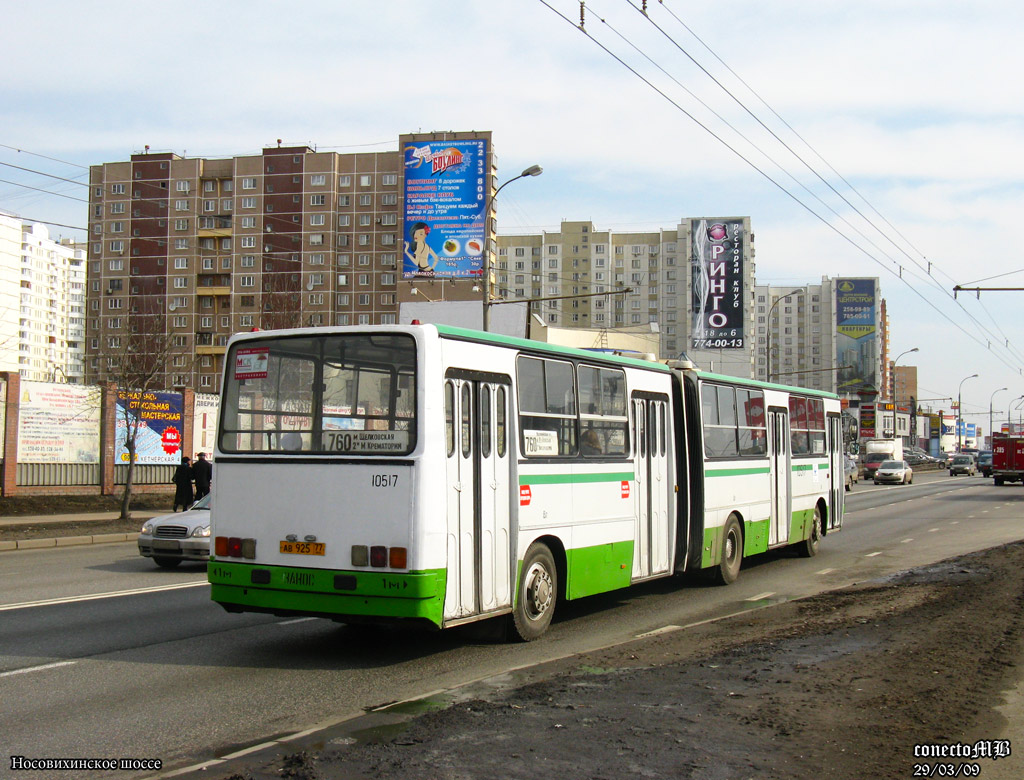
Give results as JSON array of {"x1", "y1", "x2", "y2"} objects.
[
  {"x1": 85, "y1": 131, "x2": 491, "y2": 393},
  {"x1": 753, "y1": 276, "x2": 886, "y2": 399},
  {"x1": 497, "y1": 217, "x2": 756, "y2": 378},
  {"x1": 0, "y1": 213, "x2": 86, "y2": 382}
]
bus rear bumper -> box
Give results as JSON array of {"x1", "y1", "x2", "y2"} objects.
[{"x1": 208, "y1": 560, "x2": 446, "y2": 627}]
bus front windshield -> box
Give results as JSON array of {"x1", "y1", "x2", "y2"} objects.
[{"x1": 220, "y1": 332, "x2": 417, "y2": 456}]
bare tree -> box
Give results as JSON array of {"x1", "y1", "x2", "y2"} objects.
[{"x1": 94, "y1": 306, "x2": 197, "y2": 520}]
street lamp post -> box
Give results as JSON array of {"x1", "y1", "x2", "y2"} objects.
[
  {"x1": 890, "y1": 347, "x2": 919, "y2": 402},
  {"x1": 957, "y1": 373, "x2": 979, "y2": 452},
  {"x1": 989, "y1": 387, "x2": 1008, "y2": 447},
  {"x1": 481, "y1": 164, "x2": 543, "y2": 332},
  {"x1": 765, "y1": 288, "x2": 803, "y2": 382},
  {"x1": 1011, "y1": 395, "x2": 1024, "y2": 435}
]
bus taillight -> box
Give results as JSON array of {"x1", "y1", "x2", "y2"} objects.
[{"x1": 214, "y1": 536, "x2": 256, "y2": 559}]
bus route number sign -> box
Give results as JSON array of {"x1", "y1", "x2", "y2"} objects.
[{"x1": 324, "y1": 431, "x2": 410, "y2": 453}]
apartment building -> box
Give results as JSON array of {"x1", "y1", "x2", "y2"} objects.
[
  {"x1": 85, "y1": 131, "x2": 491, "y2": 392},
  {"x1": 753, "y1": 276, "x2": 886, "y2": 398},
  {"x1": 496, "y1": 217, "x2": 756, "y2": 378},
  {"x1": 0, "y1": 213, "x2": 85, "y2": 382}
]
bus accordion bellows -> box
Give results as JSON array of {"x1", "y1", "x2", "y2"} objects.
[{"x1": 209, "y1": 323, "x2": 844, "y2": 640}]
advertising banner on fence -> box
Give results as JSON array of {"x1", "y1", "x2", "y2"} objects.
[
  {"x1": 0, "y1": 377, "x2": 5, "y2": 460},
  {"x1": 17, "y1": 381, "x2": 101, "y2": 463},
  {"x1": 116, "y1": 390, "x2": 183, "y2": 464},
  {"x1": 836, "y1": 278, "x2": 878, "y2": 393},
  {"x1": 691, "y1": 218, "x2": 745, "y2": 350},
  {"x1": 193, "y1": 393, "x2": 220, "y2": 456},
  {"x1": 402, "y1": 138, "x2": 488, "y2": 279}
]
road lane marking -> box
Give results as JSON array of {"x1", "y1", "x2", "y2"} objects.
[
  {"x1": 0, "y1": 581, "x2": 207, "y2": 612},
  {"x1": 277, "y1": 617, "x2": 318, "y2": 626},
  {"x1": 950, "y1": 521, "x2": 959, "y2": 525},
  {"x1": 636, "y1": 625, "x2": 682, "y2": 637},
  {"x1": 0, "y1": 660, "x2": 77, "y2": 678},
  {"x1": 901, "y1": 538, "x2": 913, "y2": 543},
  {"x1": 866, "y1": 552, "x2": 883, "y2": 557},
  {"x1": 221, "y1": 742, "x2": 280, "y2": 760},
  {"x1": 929, "y1": 528, "x2": 939, "y2": 533},
  {"x1": 816, "y1": 568, "x2": 834, "y2": 575},
  {"x1": 746, "y1": 592, "x2": 775, "y2": 601}
]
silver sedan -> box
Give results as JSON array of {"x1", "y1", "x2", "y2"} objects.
[{"x1": 138, "y1": 494, "x2": 211, "y2": 568}]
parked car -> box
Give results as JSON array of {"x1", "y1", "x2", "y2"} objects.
[
  {"x1": 949, "y1": 454, "x2": 977, "y2": 477},
  {"x1": 977, "y1": 450, "x2": 993, "y2": 478},
  {"x1": 844, "y1": 455, "x2": 859, "y2": 491},
  {"x1": 138, "y1": 494, "x2": 211, "y2": 568},
  {"x1": 874, "y1": 460, "x2": 913, "y2": 485}
]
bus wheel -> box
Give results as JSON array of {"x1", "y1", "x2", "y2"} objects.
[
  {"x1": 511, "y1": 543, "x2": 557, "y2": 641},
  {"x1": 798, "y1": 505, "x2": 822, "y2": 558},
  {"x1": 714, "y1": 515, "x2": 743, "y2": 585}
]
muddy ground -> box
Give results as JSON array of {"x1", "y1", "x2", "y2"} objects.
[{"x1": 209, "y1": 542, "x2": 1024, "y2": 780}]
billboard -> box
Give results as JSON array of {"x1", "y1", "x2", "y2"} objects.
[
  {"x1": 691, "y1": 219, "x2": 745, "y2": 349},
  {"x1": 116, "y1": 390, "x2": 184, "y2": 465},
  {"x1": 17, "y1": 382, "x2": 101, "y2": 463},
  {"x1": 402, "y1": 139, "x2": 488, "y2": 279},
  {"x1": 859, "y1": 403, "x2": 876, "y2": 439},
  {"x1": 835, "y1": 278, "x2": 878, "y2": 393}
]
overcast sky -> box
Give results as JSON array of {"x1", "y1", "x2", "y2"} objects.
[{"x1": 2, "y1": 1, "x2": 1022, "y2": 427}]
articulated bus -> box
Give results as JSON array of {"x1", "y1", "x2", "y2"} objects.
[{"x1": 209, "y1": 324, "x2": 843, "y2": 640}]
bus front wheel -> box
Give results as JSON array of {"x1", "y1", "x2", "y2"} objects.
[
  {"x1": 511, "y1": 543, "x2": 557, "y2": 641},
  {"x1": 714, "y1": 515, "x2": 743, "y2": 585}
]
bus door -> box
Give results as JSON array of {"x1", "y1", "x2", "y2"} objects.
[
  {"x1": 827, "y1": 413, "x2": 844, "y2": 530},
  {"x1": 632, "y1": 394, "x2": 672, "y2": 579},
  {"x1": 767, "y1": 407, "x2": 791, "y2": 546},
  {"x1": 443, "y1": 373, "x2": 512, "y2": 621}
]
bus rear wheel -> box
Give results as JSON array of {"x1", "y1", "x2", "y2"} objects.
[
  {"x1": 714, "y1": 515, "x2": 743, "y2": 585},
  {"x1": 510, "y1": 543, "x2": 557, "y2": 641},
  {"x1": 798, "y1": 505, "x2": 822, "y2": 558}
]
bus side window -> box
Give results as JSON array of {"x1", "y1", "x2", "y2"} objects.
[
  {"x1": 461, "y1": 383, "x2": 472, "y2": 459},
  {"x1": 445, "y1": 381, "x2": 455, "y2": 458},
  {"x1": 480, "y1": 385, "x2": 492, "y2": 458},
  {"x1": 496, "y1": 387, "x2": 507, "y2": 458}
]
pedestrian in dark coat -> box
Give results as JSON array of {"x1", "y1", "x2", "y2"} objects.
[
  {"x1": 172, "y1": 456, "x2": 194, "y2": 512},
  {"x1": 192, "y1": 452, "x2": 213, "y2": 499}
]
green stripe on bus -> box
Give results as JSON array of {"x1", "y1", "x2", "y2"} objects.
[
  {"x1": 520, "y1": 472, "x2": 635, "y2": 485},
  {"x1": 208, "y1": 561, "x2": 447, "y2": 627},
  {"x1": 705, "y1": 466, "x2": 771, "y2": 477}
]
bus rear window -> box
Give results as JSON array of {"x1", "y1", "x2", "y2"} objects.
[{"x1": 221, "y1": 333, "x2": 417, "y2": 455}]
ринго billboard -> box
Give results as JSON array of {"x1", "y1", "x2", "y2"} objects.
[
  {"x1": 402, "y1": 139, "x2": 488, "y2": 279},
  {"x1": 691, "y1": 219, "x2": 745, "y2": 349},
  {"x1": 835, "y1": 278, "x2": 878, "y2": 393}
]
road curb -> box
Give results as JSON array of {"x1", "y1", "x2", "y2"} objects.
[{"x1": 0, "y1": 533, "x2": 139, "y2": 552}]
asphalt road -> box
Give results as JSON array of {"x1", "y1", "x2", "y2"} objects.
[{"x1": 1, "y1": 472, "x2": 1021, "y2": 778}]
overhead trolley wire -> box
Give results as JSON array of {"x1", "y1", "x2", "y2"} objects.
[{"x1": 536, "y1": 0, "x2": 1022, "y2": 375}]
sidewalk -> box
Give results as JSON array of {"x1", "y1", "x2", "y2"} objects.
[{"x1": 0, "y1": 509, "x2": 165, "y2": 552}]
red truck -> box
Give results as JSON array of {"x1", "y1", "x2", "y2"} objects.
[{"x1": 992, "y1": 433, "x2": 1024, "y2": 485}]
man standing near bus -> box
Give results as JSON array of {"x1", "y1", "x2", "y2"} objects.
[{"x1": 192, "y1": 451, "x2": 213, "y2": 499}]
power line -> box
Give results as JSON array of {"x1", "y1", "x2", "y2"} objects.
[
  {"x1": 537, "y1": 0, "x2": 1023, "y2": 377},
  {"x1": 0, "y1": 178, "x2": 89, "y2": 202},
  {"x1": 0, "y1": 161, "x2": 90, "y2": 187},
  {"x1": 0, "y1": 143, "x2": 88, "y2": 170}
]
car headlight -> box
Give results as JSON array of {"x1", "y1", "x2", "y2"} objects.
[
  {"x1": 192, "y1": 525, "x2": 211, "y2": 538},
  {"x1": 142, "y1": 523, "x2": 154, "y2": 535}
]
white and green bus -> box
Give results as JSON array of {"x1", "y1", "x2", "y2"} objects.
[{"x1": 209, "y1": 324, "x2": 843, "y2": 640}]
